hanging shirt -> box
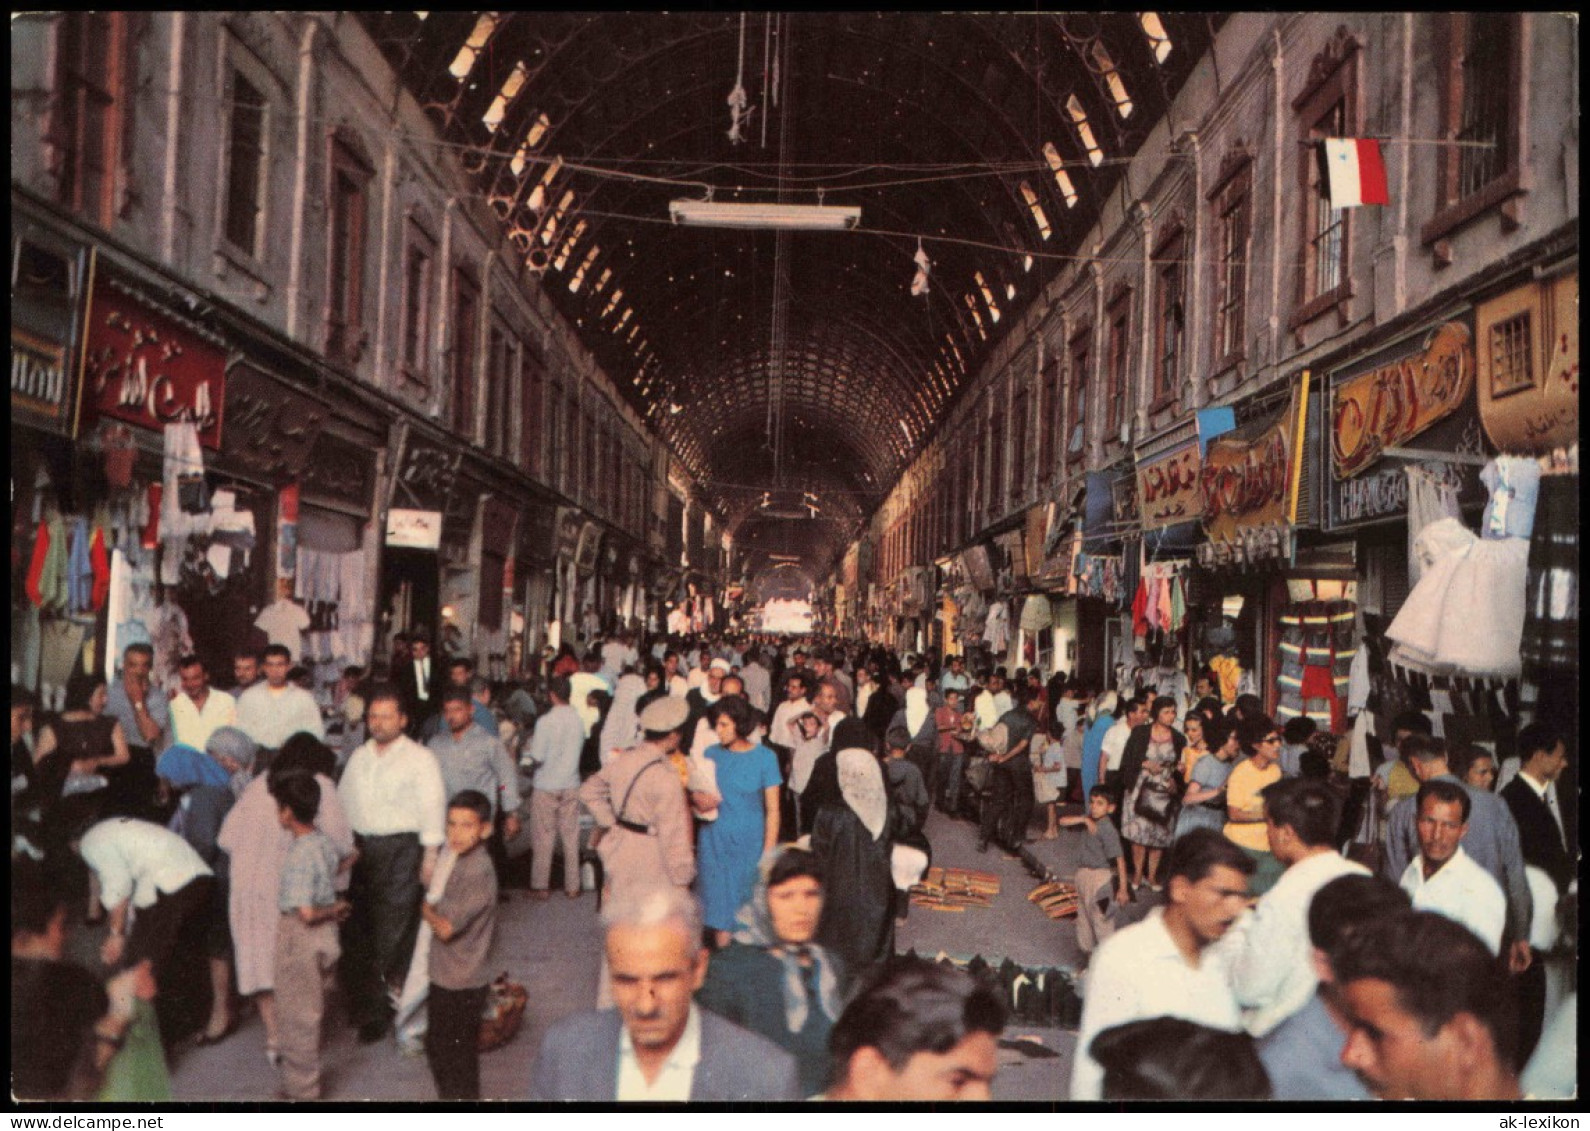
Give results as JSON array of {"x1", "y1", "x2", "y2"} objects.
[{"x1": 254, "y1": 600, "x2": 312, "y2": 662}]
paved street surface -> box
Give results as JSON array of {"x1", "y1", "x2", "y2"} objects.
[{"x1": 167, "y1": 803, "x2": 1159, "y2": 1102}]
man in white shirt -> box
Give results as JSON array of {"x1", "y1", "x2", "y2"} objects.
[
  {"x1": 1399, "y1": 781, "x2": 1507, "y2": 955},
  {"x1": 169, "y1": 654, "x2": 236, "y2": 752},
  {"x1": 738, "y1": 648, "x2": 772, "y2": 715},
  {"x1": 662, "y1": 652, "x2": 689, "y2": 699},
  {"x1": 337, "y1": 685, "x2": 447, "y2": 1043},
  {"x1": 1072, "y1": 829, "x2": 1253, "y2": 1100},
  {"x1": 528, "y1": 888, "x2": 798, "y2": 1101},
  {"x1": 235, "y1": 645, "x2": 325, "y2": 756},
  {"x1": 1098, "y1": 695, "x2": 1148, "y2": 812},
  {"x1": 600, "y1": 631, "x2": 638, "y2": 684},
  {"x1": 1223, "y1": 778, "x2": 1369, "y2": 1037}
]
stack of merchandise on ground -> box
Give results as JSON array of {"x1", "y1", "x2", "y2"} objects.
[
  {"x1": 910, "y1": 867, "x2": 1001, "y2": 911},
  {"x1": 1027, "y1": 880, "x2": 1079, "y2": 919}
]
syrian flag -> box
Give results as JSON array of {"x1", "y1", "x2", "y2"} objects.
[{"x1": 1320, "y1": 138, "x2": 1390, "y2": 208}]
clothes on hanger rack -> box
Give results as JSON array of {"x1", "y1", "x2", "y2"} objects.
[
  {"x1": 1388, "y1": 517, "x2": 1528, "y2": 678},
  {"x1": 1406, "y1": 464, "x2": 1462, "y2": 586}
]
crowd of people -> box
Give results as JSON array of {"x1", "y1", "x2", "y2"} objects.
[{"x1": 10, "y1": 627, "x2": 1577, "y2": 1103}]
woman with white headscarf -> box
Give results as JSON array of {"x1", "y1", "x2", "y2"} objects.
[
  {"x1": 887, "y1": 686, "x2": 939, "y2": 799},
  {"x1": 810, "y1": 746, "x2": 895, "y2": 975},
  {"x1": 597, "y1": 672, "x2": 645, "y2": 767}
]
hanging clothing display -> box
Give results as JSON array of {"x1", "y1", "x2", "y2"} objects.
[
  {"x1": 1520, "y1": 472, "x2": 1577, "y2": 672},
  {"x1": 1276, "y1": 601, "x2": 1356, "y2": 733},
  {"x1": 1479, "y1": 457, "x2": 1542, "y2": 541},
  {"x1": 1387, "y1": 517, "x2": 1529, "y2": 677},
  {"x1": 1406, "y1": 465, "x2": 1462, "y2": 586},
  {"x1": 984, "y1": 600, "x2": 1010, "y2": 654},
  {"x1": 1018, "y1": 594, "x2": 1052, "y2": 634}
]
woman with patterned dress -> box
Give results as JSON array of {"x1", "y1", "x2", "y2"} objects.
[{"x1": 1119, "y1": 697, "x2": 1186, "y2": 890}]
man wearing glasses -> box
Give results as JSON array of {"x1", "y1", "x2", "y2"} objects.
[{"x1": 1221, "y1": 717, "x2": 1286, "y2": 896}]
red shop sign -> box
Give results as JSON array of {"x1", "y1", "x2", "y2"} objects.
[{"x1": 80, "y1": 274, "x2": 227, "y2": 448}]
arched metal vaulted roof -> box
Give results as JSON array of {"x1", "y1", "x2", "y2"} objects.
[{"x1": 358, "y1": 12, "x2": 1220, "y2": 578}]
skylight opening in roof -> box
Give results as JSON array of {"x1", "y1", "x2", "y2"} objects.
[
  {"x1": 614, "y1": 308, "x2": 632, "y2": 332},
  {"x1": 568, "y1": 245, "x2": 599, "y2": 293},
  {"x1": 1090, "y1": 43, "x2": 1134, "y2": 118},
  {"x1": 1005, "y1": 281, "x2": 1017, "y2": 301},
  {"x1": 593, "y1": 267, "x2": 612, "y2": 295},
  {"x1": 1019, "y1": 181, "x2": 1052, "y2": 241},
  {"x1": 510, "y1": 114, "x2": 552, "y2": 176},
  {"x1": 1140, "y1": 13, "x2": 1172, "y2": 64},
  {"x1": 1055, "y1": 167, "x2": 1079, "y2": 208},
  {"x1": 1023, "y1": 254, "x2": 1034, "y2": 272},
  {"x1": 527, "y1": 155, "x2": 563, "y2": 213},
  {"x1": 1066, "y1": 96, "x2": 1104, "y2": 167},
  {"x1": 448, "y1": 13, "x2": 500, "y2": 81},
  {"x1": 482, "y1": 62, "x2": 528, "y2": 132},
  {"x1": 539, "y1": 190, "x2": 574, "y2": 246},
  {"x1": 552, "y1": 220, "x2": 586, "y2": 271},
  {"x1": 1042, "y1": 143, "x2": 1080, "y2": 207},
  {"x1": 601, "y1": 288, "x2": 624, "y2": 319},
  {"x1": 975, "y1": 272, "x2": 1001, "y2": 323}
]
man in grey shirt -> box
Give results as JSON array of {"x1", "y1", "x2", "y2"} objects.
[
  {"x1": 428, "y1": 687, "x2": 522, "y2": 844},
  {"x1": 523, "y1": 676, "x2": 587, "y2": 899},
  {"x1": 105, "y1": 642, "x2": 170, "y2": 757}
]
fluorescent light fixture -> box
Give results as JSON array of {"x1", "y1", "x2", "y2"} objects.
[{"x1": 669, "y1": 199, "x2": 861, "y2": 231}]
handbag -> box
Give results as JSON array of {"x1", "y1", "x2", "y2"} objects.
[
  {"x1": 477, "y1": 973, "x2": 528, "y2": 1052},
  {"x1": 1133, "y1": 772, "x2": 1180, "y2": 824}
]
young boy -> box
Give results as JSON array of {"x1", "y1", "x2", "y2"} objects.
[
  {"x1": 272, "y1": 772, "x2": 350, "y2": 1100},
  {"x1": 421, "y1": 789, "x2": 499, "y2": 1101},
  {"x1": 1059, "y1": 786, "x2": 1129, "y2": 959}
]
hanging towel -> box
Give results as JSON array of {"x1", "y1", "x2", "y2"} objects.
[
  {"x1": 1169, "y1": 575, "x2": 1186, "y2": 634},
  {"x1": 67, "y1": 518, "x2": 95, "y2": 615},
  {"x1": 25, "y1": 520, "x2": 50, "y2": 607},
  {"x1": 90, "y1": 527, "x2": 111, "y2": 611},
  {"x1": 1131, "y1": 580, "x2": 1150, "y2": 638}
]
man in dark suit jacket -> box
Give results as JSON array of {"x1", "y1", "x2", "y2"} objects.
[
  {"x1": 1499, "y1": 723, "x2": 1573, "y2": 1064},
  {"x1": 1500, "y1": 725, "x2": 1573, "y2": 894},
  {"x1": 529, "y1": 888, "x2": 799, "y2": 1101},
  {"x1": 395, "y1": 635, "x2": 442, "y2": 736}
]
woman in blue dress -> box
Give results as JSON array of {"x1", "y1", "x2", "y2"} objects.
[
  {"x1": 692, "y1": 695, "x2": 783, "y2": 944},
  {"x1": 1080, "y1": 691, "x2": 1119, "y2": 804},
  {"x1": 1173, "y1": 715, "x2": 1240, "y2": 838}
]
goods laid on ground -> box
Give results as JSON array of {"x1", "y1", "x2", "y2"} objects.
[
  {"x1": 1027, "y1": 880, "x2": 1079, "y2": 919},
  {"x1": 911, "y1": 867, "x2": 1001, "y2": 910}
]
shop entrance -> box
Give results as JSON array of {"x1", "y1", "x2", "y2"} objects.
[{"x1": 378, "y1": 546, "x2": 440, "y2": 658}]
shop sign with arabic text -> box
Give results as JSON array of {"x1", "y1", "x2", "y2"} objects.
[
  {"x1": 1329, "y1": 320, "x2": 1473, "y2": 479},
  {"x1": 1324, "y1": 315, "x2": 1484, "y2": 531},
  {"x1": 1136, "y1": 438, "x2": 1201, "y2": 530},
  {"x1": 1200, "y1": 390, "x2": 1299, "y2": 543},
  {"x1": 81, "y1": 275, "x2": 228, "y2": 447}
]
